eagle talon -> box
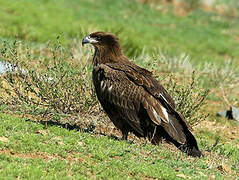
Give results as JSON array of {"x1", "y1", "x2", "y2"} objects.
[{"x1": 121, "y1": 133, "x2": 128, "y2": 141}]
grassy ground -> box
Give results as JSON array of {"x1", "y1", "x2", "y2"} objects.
[
  {"x1": 0, "y1": 113, "x2": 238, "y2": 179},
  {"x1": 0, "y1": 0, "x2": 239, "y2": 179}
]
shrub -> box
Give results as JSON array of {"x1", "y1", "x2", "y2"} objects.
[
  {"x1": 164, "y1": 71, "x2": 209, "y2": 126},
  {"x1": 0, "y1": 40, "x2": 98, "y2": 119}
]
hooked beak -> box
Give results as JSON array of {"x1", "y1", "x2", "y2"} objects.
[{"x1": 82, "y1": 36, "x2": 98, "y2": 46}]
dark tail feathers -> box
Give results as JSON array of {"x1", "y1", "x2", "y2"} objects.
[
  {"x1": 178, "y1": 142, "x2": 202, "y2": 157},
  {"x1": 177, "y1": 130, "x2": 202, "y2": 157},
  {"x1": 151, "y1": 126, "x2": 202, "y2": 157}
]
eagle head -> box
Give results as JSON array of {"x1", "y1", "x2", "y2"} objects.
[{"x1": 82, "y1": 31, "x2": 120, "y2": 48}]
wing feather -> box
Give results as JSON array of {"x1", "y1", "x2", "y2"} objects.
[
  {"x1": 106, "y1": 63, "x2": 176, "y2": 108},
  {"x1": 93, "y1": 64, "x2": 145, "y2": 136},
  {"x1": 94, "y1": 63, "x2": 190, "y2": 143}
]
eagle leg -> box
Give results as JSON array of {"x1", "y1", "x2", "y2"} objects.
[{"x1": 121, "y1": 129, "x2": 129, "y2": 140}]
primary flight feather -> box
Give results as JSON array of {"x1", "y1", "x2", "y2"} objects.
[{"x1": 82, "y1": 31, "x2": 202, "y2": 157}]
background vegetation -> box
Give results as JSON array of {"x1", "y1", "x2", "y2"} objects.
[
  {"x1": 1, "y1": 0, "x2": 239, "y2": 63},
  {"x1": 0, "y1": 0, "x2": 238, "y2": 179}
]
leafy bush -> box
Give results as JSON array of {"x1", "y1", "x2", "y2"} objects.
[
  {"x1": 0, "y1": 40, "x2": 98, "y2": 119},
  {"x1": 164, "y1": 71, "x2": 209, "y2": 126}
]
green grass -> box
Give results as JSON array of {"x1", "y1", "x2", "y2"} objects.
[
  {"x1": 0, "y1": 113, "x2": 238, "y2": 179},
  {"x1": 0, "y1": 0, "x2": 239, "y2": 179},
  {"x1": 0, "y1": 0, "x2": 239, "y2": 64}
]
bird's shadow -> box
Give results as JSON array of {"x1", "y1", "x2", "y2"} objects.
[{"x1": 33, "y1": 119, "x2": 124, "y2": 142}]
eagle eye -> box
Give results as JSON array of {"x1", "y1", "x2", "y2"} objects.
[{"x1": 94, "y1": 36, "x2": 101, "y2": 41}]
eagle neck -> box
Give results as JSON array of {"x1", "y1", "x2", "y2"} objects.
[{"x1": 93, "y1": 45, "x2": 123, "y2": 66}]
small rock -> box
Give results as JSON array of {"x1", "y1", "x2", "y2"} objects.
[
  {"x1": 176, "y1": 174, "x2": 186, "y2": 179},
  {"x1": 231, "y1": 106, "x2": 239, "y2": 122},
  {"x1": 0, "y1": 137, "x2": 9, "y2": 143},
  {"x1": 216, "y1": 106, "x2": 239, "y2": 123}
]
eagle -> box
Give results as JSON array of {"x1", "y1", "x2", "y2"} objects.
[{"x1": 82, "y1": 32, "x2": 202, "y2": 157}]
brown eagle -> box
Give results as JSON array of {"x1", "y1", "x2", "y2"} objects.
[{"x1": 82, "y1": 32, "x2": 202, "y2": 157}]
